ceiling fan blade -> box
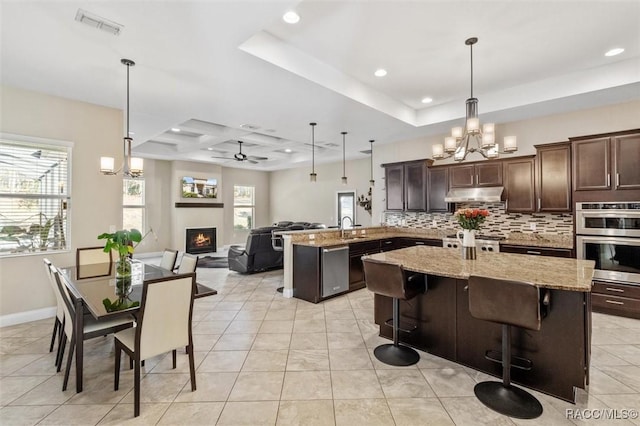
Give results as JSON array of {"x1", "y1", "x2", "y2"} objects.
[
  {"x1": 247, "y1": 156, "x2": 268, "y2": 161},
  {"x1": 247, "y1": 160, "x2": 259, "y2": 164},
  {"x1": 210, "y1": 155, "x2": 235, "y2": 160}
]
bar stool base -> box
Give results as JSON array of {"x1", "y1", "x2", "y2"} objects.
[
  {"x1": 474, "y1": 381, "x2": 543, "y2": 419},
  {"x1": 374, "y1": 344, "x2": 419, "y2": 366}
]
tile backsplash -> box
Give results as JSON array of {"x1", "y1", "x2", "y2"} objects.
[{"x1": 383, "y1": 202, "x2": 573, "y2": 237}]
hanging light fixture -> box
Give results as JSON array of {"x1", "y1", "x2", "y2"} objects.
[
  {"x1": 100, "y1": 58, "x2": 144, "y2": 178},
  {"x1": 341, "y1": 131, "x2": 348, "y2": 185},
  {"x1": 309, "y1": 122, "x2": 317, "y2": 182},
  {"x1": 432, "y1": 38, "x2": 517, "y2": 162},
  {"x1": 368, "y1": 139, "x2": 375, "y2": 186}
]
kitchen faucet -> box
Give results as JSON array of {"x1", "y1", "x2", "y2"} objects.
[{"x1": 341, "y1": 216, "x2": 353, "y2": 239}]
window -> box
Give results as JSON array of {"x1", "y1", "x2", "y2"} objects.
[
  {"x1": 0, "y1": 136, "x2": 71, "y2": 256},
  {"x1": 233, "y1": 185, "x2": 254, "y2": 230},
  {"x1": 123, "y1": 178, "x2": 145, "y2": 231}
]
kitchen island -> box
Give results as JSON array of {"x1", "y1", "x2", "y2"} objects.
[{"x1": 363, "y1": 246, "x2": 595, "y2": 403}]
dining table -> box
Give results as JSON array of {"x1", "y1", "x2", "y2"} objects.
[{"x1": 57, "y1": 260, "x2": 217, "y2": 393}]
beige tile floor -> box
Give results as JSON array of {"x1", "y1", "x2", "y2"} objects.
[{"x1": 1, "y1": 265, "x2": 640, "y2": 425}]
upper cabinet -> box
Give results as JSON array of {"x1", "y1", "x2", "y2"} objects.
[
  {"x1": 427, "y1": 166, "x2": 450, "y2": 212},
  {"x1": 449, "y1": 162, "x2": 502, "y2": 188},
  {"x1": 572, "y1": 131, "x2": 640, "y2": 202},
  {"x1": 503, "y1": 157, "x2": 535, "y2": 213},
  {"x1": 535, "y1": 142, "x2": 572, "y2": 212},
  {"x1": 383, "y1": 159, "x2": 431, "y2": 211}
]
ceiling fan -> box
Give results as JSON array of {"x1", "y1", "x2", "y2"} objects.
[{"x1": 210, "y1": 141, "x2": 268, "y2": 164}]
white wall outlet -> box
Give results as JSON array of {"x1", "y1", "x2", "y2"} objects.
[
  {"x1": 308, "y1": 234, "x2": 315, "y2": 240},
  {"x1": 109, "y1": 225, "x2": 116, "y2": 233},
  {"x1": 529, "y1": 222, "x2": 537, "y2": 231},
  {"x1": 361, "y1": 229, "x2": 366, "y2": 235}
]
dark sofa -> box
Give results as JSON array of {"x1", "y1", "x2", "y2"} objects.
[{"x1": 228, "y1": 222, "x2": 326, "y2": 274}]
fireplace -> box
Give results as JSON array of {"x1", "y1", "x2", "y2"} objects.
[{"x1": 186, "y1": 228, "x2": 216, "y2": 254}]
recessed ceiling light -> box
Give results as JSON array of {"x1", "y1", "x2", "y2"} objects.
[
  {"x1": 207, "y1": 147, "x2": 214, "y2": 151},
  {"x1": 374, "y1": 69, "x2": 387, "y2": 77},
  {"x1": 421, "y1": 97, "x2": 433, "y2": 104},
  {"x1": 605, "y1": 48, "x2": 624, "y2": 57},
  {"x1": 171, "y1": 128, "x2": 180, "y2": 132},
  {"x1": 284, "y1": 148, "x2": 292, "y2": 153},
  {"x1": 283, "y1": 11, "x2": 300, "y2": 24}
]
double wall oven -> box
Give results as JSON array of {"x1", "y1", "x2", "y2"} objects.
[{"x1": 576, "y1": 202, "x2": 640, "y2": 285}]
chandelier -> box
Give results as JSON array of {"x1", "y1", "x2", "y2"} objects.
[
  {"x1": 100, "y1": 59, "x2": 144, "y2": 178},
  {"x1": 432, "y1": 38, "x2": 517, "y2": 162}
]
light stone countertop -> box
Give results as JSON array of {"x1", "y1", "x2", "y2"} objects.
[
  {"x1": 288, "y1": 226, "x2": 573, "y2": 250},
  {"x1": 362, "y1": 246, "x2": 594, "y2": 292}
]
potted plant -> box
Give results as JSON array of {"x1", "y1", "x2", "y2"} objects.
[{"x1": 97, "y1": 228, "x2": 142, "y2": 289}]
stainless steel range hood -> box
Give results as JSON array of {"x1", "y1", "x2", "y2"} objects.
[{"x1": 444, "y1": 187, "x2": 504, "y2": 203}]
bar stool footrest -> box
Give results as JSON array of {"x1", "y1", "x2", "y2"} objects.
[
  {"x1": 484, "y1": 350, "x2": 533, "y2": 371},
  {"x1": 383, "y1": 318, "x2": 417, "y2": 334}
]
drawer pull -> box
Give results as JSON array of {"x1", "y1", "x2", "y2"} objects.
[
  {"x1": 605, "y1": 287, "x2": 625, "y2": 293},
  {"x1": 526, "y1": 250, "x2": 541, "y2": 255},
  {"x1": 605, "y1": 300, "x2": 624, "y2": 305}
]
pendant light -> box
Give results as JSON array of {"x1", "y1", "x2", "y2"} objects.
[
  {"x1": 100, "y1": 58, "x2": 144, "y2": 178},
  {"x1": 309, "y1": 122, "x2": 317, "y2": 182},
  {"x1": 341, "y1": 131, "x2": 348, "y2": 185},
  {"x1": 369, "y1": 139, "x2": 375, "y2": 186},
  {"x1": 431, "y1": 38, "x2": 517, "y2": 162}
]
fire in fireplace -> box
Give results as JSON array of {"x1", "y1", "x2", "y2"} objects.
[{"x1": 186, "y1": 227, "x2": 216, "y2": 254}]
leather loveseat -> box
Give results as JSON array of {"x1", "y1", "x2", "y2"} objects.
[{"x1": 228, "y1": 227, "x2": 285, "y2": 274}]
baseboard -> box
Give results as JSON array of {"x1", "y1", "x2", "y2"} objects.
[{"x1": 0, "y1": 306, "x2": 56, "y2": 328}]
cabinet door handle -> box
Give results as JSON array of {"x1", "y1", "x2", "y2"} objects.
[
  {"x1": 537, "y1": 198, "x2": 541, "y2": 211},
  {"x1": 605, "y1": 287, "x2": 625, "y2": 293},
  {"x1": 616, "y1": 173, "x2": 620, "y2": 188},
  {"x1": 415, "y1": 241, "x2": 425, "y2": 245},
  {"x1": 605, "y1": 300, "x2": 624, "y2": 305},
  {"x1": 384, "y1": 241, "x2": 393, "y2": 245},
  {"x1": 526, "y1": 250, "x2": 541, "y2": 255},
  {"x1": 607, "y1": 173, "x2": 611, "y2": 188}
]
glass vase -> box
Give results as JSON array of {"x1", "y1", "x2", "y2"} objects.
[{"x1": 115, "y1": 257, "x2": 133, "y2": 296}]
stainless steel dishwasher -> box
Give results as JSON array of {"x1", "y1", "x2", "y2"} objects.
[{"x1": 321, "y1": 245, "x2": 349, "y2": 297}]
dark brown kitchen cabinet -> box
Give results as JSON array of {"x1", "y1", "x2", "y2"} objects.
[
  {"x1": 535, "y1": 142, "x2": 572, "y2": 212},
  {"x1": 449, "y1": 162, "x2": 502, "y2": 188},
  {"x1": 348, "y1": 240, "x2": 380, "y2": 291},
  {"x1": 592, "y1": 281, "x2": 640, "y2": 320},
  {"x1": 503, "y1": 157, "x2": 535, "y2": 213},
  {"x1": 500, "y1": 244, "x2": 573, "y2": 258},
  {"x1": 571, "y1": 130, "x2": 640, "y2": 202},
  {"x1": 383, "y1": 159, "x2": 431, "y2": 211},
  {"x1": 427, "y1": 166, "x2": 450, "y2": 212}
]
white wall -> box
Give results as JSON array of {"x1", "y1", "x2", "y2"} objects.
[
  {"x1": 270, "y1": 158, "x2": 375, "y2": 227},
  {"x1": 0, "y1": 85, "x2": 122, "y2": 318}
]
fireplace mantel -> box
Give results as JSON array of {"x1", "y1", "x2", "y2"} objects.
[{"x1": 175, "y1": 202, "x2": 224, "y2": 208}]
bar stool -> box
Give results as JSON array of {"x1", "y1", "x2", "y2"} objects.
[
  {"x1": 362, "y1": 258, "x2": 425, "y2": 366},
  {"x1": 468, "y1": 275, "x2": 550, "y2": 419}
]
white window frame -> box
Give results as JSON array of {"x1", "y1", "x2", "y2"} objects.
[
  {"x1": 0, "y1": 133, "x2": 73, "y2": 257},
  {"x1": 233, "y1": 185, "x2": 255, "y2": 231}
]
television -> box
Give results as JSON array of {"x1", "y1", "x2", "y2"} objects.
[{"x1": 181, "y1": 177, "x2": 218, "y2": 198}]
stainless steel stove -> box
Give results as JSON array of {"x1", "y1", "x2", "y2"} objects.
[{"x1": 442, "y1": 234, "x2": 504, "y2": 253}]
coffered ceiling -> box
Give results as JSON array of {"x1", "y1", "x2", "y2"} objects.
[{"x1": 1, "y1": 1, "x2": 639, "y2": 171}]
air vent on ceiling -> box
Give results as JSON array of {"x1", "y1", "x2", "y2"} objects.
[{"x1": 75, "y1": 9, "x2": 123, "y2": 36}]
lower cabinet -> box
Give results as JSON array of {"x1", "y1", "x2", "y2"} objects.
[
  {"x1": 348, "y1": 241, "x2": 381, "y2": 291},
  {"x1": 499, "y1": 244, "x2": 574, "y2": 258},
  {"x1": 293, "y1": 245, "x2": 350, "y2": 304},
  {"x1": 592, "y1": 281, "x2": 640, "y2": 319}
]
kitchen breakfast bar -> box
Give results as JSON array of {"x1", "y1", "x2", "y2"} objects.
[{"x1": 362, "y1": 246, "x2": 595, "y2": 403}]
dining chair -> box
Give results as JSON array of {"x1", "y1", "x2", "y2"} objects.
[
  {"x1": 76, "y1": 246, "x2": 113, "y2": 278},
  {"x1": 50, "y1": 265, "x2": 135, "y2": 391},
  {"x1": 177, "y1": 253, "x2": 199, "y2": 274},
  {"x1": 114, "y1": 273, "x2": 197, "y2": 417},
  {"x1": 43, "y1": 258, "x2": 65, "y2": 368},
  {"x1": 159, "y1": 249, "x2": 178, "y2": 271}
]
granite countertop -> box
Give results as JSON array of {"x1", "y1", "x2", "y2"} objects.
[
  {"x1": 288, "y1": 226, "x2": 573, "y2": 249},
  {"x1": 363, "y1": 246, "x2": 594, "y2": 292}
]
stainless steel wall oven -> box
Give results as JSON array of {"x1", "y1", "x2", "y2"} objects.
[{"x1": 576, "y1": 202, "x2": 640, "y2": 285}]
